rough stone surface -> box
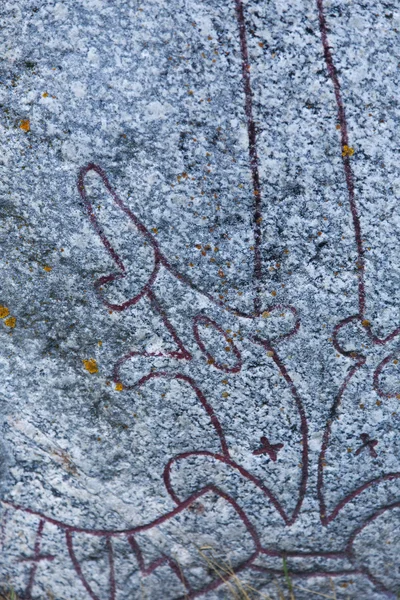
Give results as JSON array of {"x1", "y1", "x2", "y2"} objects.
[{"x1": 1, "y1": 0, "x2": 400, "y2": 598}]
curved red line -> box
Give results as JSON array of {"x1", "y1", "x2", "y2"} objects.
[
  {"x1": 66, "y1": 531, "x2": 100, "y2": 600},
  {"x1": 192, "y1": 314, "x2": 242, "y2": 373}
]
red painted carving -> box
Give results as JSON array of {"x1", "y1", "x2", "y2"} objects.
[{"x1": 2, "y1": 0, "x2": 399, "y2": 598}]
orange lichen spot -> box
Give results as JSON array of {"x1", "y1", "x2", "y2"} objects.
[
  {"x1": 188, "y1": 90, "x2": 193, "y2": 95},
  {"x1": 258, "y1": 42, "x2": 264, "y2": 48},
  {"x1": 43, "y1": 265, "x2": 52, "y2": 272},
  {"x1": 4, "y1": 316, "x2": 16, "y2": 328},
  {"x1": 394, "y1": 359, "x2": 399, "y2": 365},
  {"x1": 262, "y1": 311, "x2": 270, "y2": 318},
  {"x1": 222, "y1": 391, "x2": 229, "y2": 398},
  {"x1": 0, "y1": 306, "x2": 10, "y2": 319},
  {"x1": 376, "y1": 400, "x2": 382, "y2": 406},
  {"x1": 317, "y1": 231, "x2": 322, "y2": 236},
  {"x1": 195, "y1": 244, "x2": 202, "y2": 249},
  {"x1": 283, "y1": 249, "x2": 289, "y2": 254},
  {"x1": 42, "y1": 92, "x2": 49, "y2": 98},
  {"x1": 115, "y1": 382, "x2": 124, "y2": 391},
  {"x1": 222, "y1": 379, "x2": 228, "y2": 385},
  {"x1": 207, "y1": 357, "x2": 215, "y2": 365},
  {"x1": 271, "y1": 290, "x2": 277, "y2": 297},
  {"x1": 336, "y1": 124, "x2": 341, "y2": 130},
  {"x1": 83, "y1": 358, "x2": 98, "y2": 374},
  {"x1": 20, "y1": 119, "x2": 30, "y2": 132},
  {"x1": 361, "y1": 319, "x2": 371, "y2": 327},
  {"x1": 218, "y1": 269, "x2": 225, "y2": 278},
  {"x1": 189, "y1": 262, "x2": 194, "y2": 267},
  {"x1": 342, "y1": 145, "x2": 354, "y2": 157},
  {"x1": 214, "y1": 247, "x2": 219, "y2": 252},
  {"x1": 152, "y1": 227, "x2": 158, "y2": 234},
  {"x1": 347, "y1": 448, "x2": 352, "y2": 453},
  {"x1": 360, "y1": 403, "x2": 365, "y2": 409}
]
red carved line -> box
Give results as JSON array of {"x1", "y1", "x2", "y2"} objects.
[
  {"x1": 178, "y1": 551, "x2": 259, "y2": 600},
  {"x1": 4, "y1": 484, "x2": 254, "y2": 538},
  {"x1": 116, "y1": 371, "x2": 230, "y2": 458},
  {"x1": 346, "y1": 500, "x2": 400, "y2": 597},
  {"x1": 147, "y1": 289, "x2": 192, "y2": 360},
  {"x1": 25, "y1": 519, "x2": 45, "y2": 600},
  {"x1": 317, "y1": 0, "x2": 400, "y2": 527},
  {"x1": 250, "y1": 564, "x2": 360, "y2": 579},
  {"x1": 252, "y1": 337, "x2": 309, "y2": 524},
  {"x1": 106, "y1": 538, "x2": 116, "y2": 600},
  {"x1": 374, "y1": 353, "x2": 399, "y2": 398},
  {"x1": 77, "y1": 163, "x2": 161, "y2": 313},
  {"x1": 127, "y1": 535, "x2": 193, "y2": 593},
  {"x1": 234, "y1": 0, "x2": 263, "y2": 314},
  {"x1": 192, "y1": 314, "x2": 242, "y2": 373},
  {"x1": 259, "y1": 548, "x2": 347, "y2": 560},
  {"x1": 317, "y1": 355, "x2": 365, "y2": 525},
  {"x1": 316, "y1": 0, "x2": 365, "y2": 317},
  {"x1": 66, "y1": 531, "x2": 100, "y2": 600},
  {"x1": 164, "y1": 450, "x2": 289, "y2": 526},
  {"x1": 78, "y1": 163, "x2": 248, "y2": 318},
  {"x1": 78, "y1": 163, "x2": 302, "y2": 344}
]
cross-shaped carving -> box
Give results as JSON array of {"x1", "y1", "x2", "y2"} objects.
[
  {"x1": 355, "y1": 433, "x2": 378, "y2": 459},
  {"x1": 253, "y1": 436, "x2": 284, "y2": 461}
]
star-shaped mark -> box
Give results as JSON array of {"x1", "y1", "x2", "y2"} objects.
[
  {"x1": 253, "y1": 436, "x2": 284, "y2": 462},
  {"x1": 355, "y1": 433, "x2": 378, "y2": 458}
]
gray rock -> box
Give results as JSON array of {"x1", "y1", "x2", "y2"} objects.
[{"x1": 1, "y1": 0, "x2": 400, "y2": 598}]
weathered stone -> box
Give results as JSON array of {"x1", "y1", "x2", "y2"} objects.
[{"x1": 1, "y1": 0, "x2": 400, "y2": 598}]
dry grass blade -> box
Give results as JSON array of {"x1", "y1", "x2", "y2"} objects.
[
  {"x1": 273, "y1": 577, "x2": 287, "y2": 600},
  {"x1": 293, "y1": 584, "x2": 333, "y2": 599},
  {"x1": 0, "y1": 588, "x2": 18, "y2": 600},
  {"x1": 330, "y1": 578, "x2": 337, "y2": 600},
  {"x1": 197, "y1": 547, "x2": 273, "y2": 600}
]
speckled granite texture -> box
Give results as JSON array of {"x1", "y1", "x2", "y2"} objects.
[{"x1": 0, "y1": 0, "x2": 400, "y2": 598}]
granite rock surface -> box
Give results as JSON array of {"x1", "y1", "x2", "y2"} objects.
[{"x1": 1, "y1": 0, "x2": 400, "y2": 598}]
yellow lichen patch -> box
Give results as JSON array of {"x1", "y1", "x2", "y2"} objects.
[
  {"x1": 361, "y1": 319, "x2": 371, "y2": 327},
  {"x1": 43, "y1": 265, "x2": 52, "y2": 272},
  {"x1": 267, "y1": 351, "x2": 274, "y2": 357},
  {"x1": 98, "y1": 340, "x2": 102, "y2": 347},
  {"x1": 342, "y1": 145, "x2": 354, "y2": 157},
  {"x1": 271, "y1": 290, "x2": 277, "y2": 297},
  {"x1": 0, "y1": 306, "x2": 10, "y2": 319},
  {"x1": 115, "y1": 382, "x2": 124, "y2": 391},
  {"x1": 4, "y1": 316, "x2": 16, "y2": 328},
  {"x1": 262, "y1": 311, "x2": 270, "y2": 318},
  {"x1": 83, "y1": 359, "x2": 98, "y2": 374},
  {"x1": 42, "y1": 92, "x2": 49, "y2": 98},
  {"x1": 20, "y1": 119, "x2": 30, "y2": 132},
  {"x1": 222, "y1": 391, "x2": 229, "y2": 398}
]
